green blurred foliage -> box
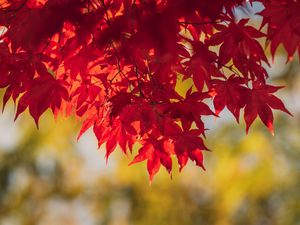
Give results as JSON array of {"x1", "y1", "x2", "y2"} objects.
[{"x1": 0, "y1": 60, "x2": 300, "y2": 225}]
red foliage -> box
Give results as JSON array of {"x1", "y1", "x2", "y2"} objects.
[{"x1": 0, "y1": 0, "x2": 298, "y2": 181}]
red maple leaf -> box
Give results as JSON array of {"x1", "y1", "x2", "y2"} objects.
[
  {"x1": 15, "y1": 73, "x2": 69, "y2": 127},
  {"x1": 210, "y1": 75, "x2": 247, "y2": 122},
  {"x1": 174, "y1": 129, "x2": 208, "y2": 172},
  {"x1": 209, "y1": 19, "x2": 268, "y2": 66},
  {"x1": 260, "y1": 0, "x2": 300, "y2": 60},
  {"x1": 129, "y1": 138, "x2": 173, "y2": 182},
  {"x1": 244, "y1": 82, "x2": 292, "y2": 135}
]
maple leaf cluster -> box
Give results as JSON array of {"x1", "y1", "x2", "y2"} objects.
[{"x1": 0, "y1": 0, "x2": 298, "y2": 181}]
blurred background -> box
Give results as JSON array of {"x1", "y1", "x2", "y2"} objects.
[{"x1": 1, "y1": 3, "x2": 300, "y2": 224}]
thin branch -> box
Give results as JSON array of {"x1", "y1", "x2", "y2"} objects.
[{"x1": 177, "y1": 20, "x2": 220, "y2": 26}]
